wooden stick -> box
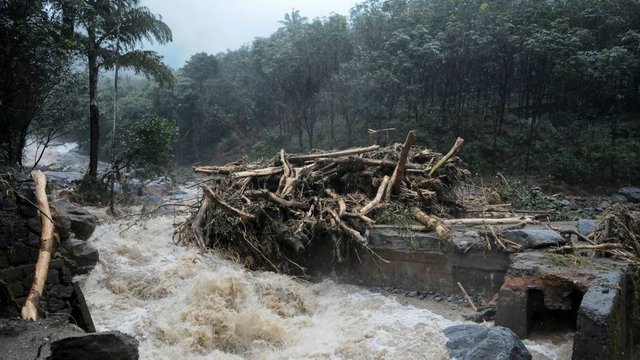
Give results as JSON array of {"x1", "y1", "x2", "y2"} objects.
[
  {"x1": 550, "y1": 243, "x2": 625, "y2": 253},
  {"x1": 21, "y1": 171, "x2": 55, "y2": 321},
  {"x1": 231, "y1": 166, "x2": 283, "y2": 179},
  {"x1": 457, "y1": 282, "x2": 478, "y2": 312},
  {"x1": 246, "y1": 190, "x2": 308, "y2": 210},
  {"x1": 326, "y1": 208, "x2": 368, "y2": 245},
  {"x1": 288, "y1": 145, "x2": 380, "y2": 162},
  {"x1": 386, "y1": 131, "x2": 416, "y2": 198},
  {"x1": 443, "y1": 217, "x2": 537, "y2": 226},
  {"x1": 343, "y1": 212, "x2": 376, "y2": 228},
  {"x1": 412, "y1": 207, "x2": 452, "y2": 241},
  {"x1": 360, "y1": 175, "x2": 389, "y2": 215},
  {"x1": 193, "y1": 165, "x2": 237, "y2": 175},
  {"x1": 546, "y1": 224, "x2": 596, "y2": 245},
  {"x1": 428, "y1": 137, "x2": 464, "y2": 177},
  {"x1": 204, "y1": 186, "x2": 255, "y2": 221},
  {"x1": 313, "y1": 156, "x2": 421, "y2": 169},
  {"x1": 325, "y1": 188, "x2": 346, "y2": 216}
]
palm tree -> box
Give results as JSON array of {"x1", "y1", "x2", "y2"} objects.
[
  {"x1": 278, "y1": 9, "x2": 308, "y2": 31},
  {"x1": 69, "y1": 0, "x2": 174, "y2": 178}
]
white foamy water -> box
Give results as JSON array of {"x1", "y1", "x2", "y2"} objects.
[{"x1": 79, "y1": 215, "x2": 455, "y2": 359}]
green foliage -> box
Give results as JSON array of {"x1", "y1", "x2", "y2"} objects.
[
  {"x1": 495, "y1": 178, "x2": 561, "y2": 210},
  {"x1": 59, "y1": 0, "x2": 640, "y2": 187},
  {"x1": 119, "y1": 116, "x2": 177, "y2": 179},
  {"x1": 0, "y1": 0, "x2": 73, "y2": 165}
]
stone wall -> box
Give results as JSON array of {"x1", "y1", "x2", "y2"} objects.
[{"x1": 0, "y1": 173, "x2": 94, "y2": 331}]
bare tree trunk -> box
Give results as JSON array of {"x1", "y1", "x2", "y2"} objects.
[
  {"x1": 88, "y1": 34, "x2": 100, "y2": 178},
  {"x1": 21, "y1": 171, "x2": 55, "y2": 320}
]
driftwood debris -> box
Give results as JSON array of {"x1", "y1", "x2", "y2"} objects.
[
  {"x1": 21, "y1": 171, "x2": 55, "y2": 321},
  {"x1": 179, "y1": 131, "x2": 470, "y2": 275}
]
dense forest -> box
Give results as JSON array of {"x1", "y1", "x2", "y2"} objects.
[{"x1": 2, "y1": 0, "x2": 640, "y2": 185}]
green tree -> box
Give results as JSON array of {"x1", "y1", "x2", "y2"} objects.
[
  {"x1": 65, "y1": 0, "x2": 174, "y2": 178},
  {"x1": 0, "y1": 0, "x2": 71, "y2": 166}
]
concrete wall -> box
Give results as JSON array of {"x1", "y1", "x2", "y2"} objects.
[
  {"x1": 573, "y1": 267, "x2": 640, "y2": 360},
  {"x1": 339, "y1": 225, "x2": 511, "y2": 296}
]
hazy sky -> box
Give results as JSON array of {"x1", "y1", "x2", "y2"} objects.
[{"x1": 142, "y1": 0, "x2": 360, "y2": 68}]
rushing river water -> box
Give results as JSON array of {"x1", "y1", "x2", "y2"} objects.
[
  {"x1": 79, "y1": 213, "x2": 454, "y2": 359},
  {"x1": 25, "y1": 141, "x2": 571, "y2": 359}
]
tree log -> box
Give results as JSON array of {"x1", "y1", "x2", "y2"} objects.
[
  {"x1": 191, "y1": 196, "x2": 210, "y2": 248},
  {"x1": 313, "y1": 156, "x2": 421, "y2": 169},
  {"x1": 443, "y1": 217, "x2": 537, "y2": 226},
  {"x1": 231, "y1": 166, "x2": 283, "y2": 179},
  {"x1": 412, "y1": 207, "x2": 452, "y2": 241},
  {"x1": 428, "y1": 137, "x2": 464, "y2": 177},
  {"x1": 386, "y1": 130, "x2": 416, "y2": 198},
  {"x1": 288, "y1": 145, "x2": 380, "y2": 162},
  {"x1": 360, "y1": 175, "x2": 389, "y2": 215},
  {"x1": 21, "y1": 171, "x2": 55, "y2": 321},
  {"x1": 204, "y1": 186, "x2": 255, "y2": 221},
  {"x1": 193, "y1": 165, "x2": 238, "y2": 175}
]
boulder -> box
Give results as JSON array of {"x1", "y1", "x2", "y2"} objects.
[
  {"x1": 444, "y1": 324, "x2": 532, "y2": 360},
  {"x1": 617, "y1": 187, "x2": 640, "y2": 203},
  {"x1": 610, "y1": 194, "x2": 628, "y2": 204},
  {"x1": 463, "y1": 307, "x2": 496, "y2": 323},
  {"x1": 0, "y1": 316, "x2": 85, "y2": 360},
  {"x1": 54, "y1": 201, "x2": 97, "y2": 240},
  {"x1": 48, "y1": 331, "x2": 139, "y2": 360},
  {"x1": 59, "y1": 239, "x2": 99, "y2": 275},
  {"x1": 501, "y1": 229, "x2": 565, "y2": 249},
  {"x1": 141, "y1": 193, "x2": 171, "y2": 215},
  {"x1": 577, "y1": 219, "x2": 597, "y2": 237}
]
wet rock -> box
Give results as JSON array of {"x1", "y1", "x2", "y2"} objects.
[
  {"x1": 617, "y1": 187, "x2": 640, "y2": 203},
  {"x1": 59, "y1": 239, "x2": 99, "y2": 275},
  {"x1": 463, "y1": 308, "x2": 496, "y2": 323},
  {"x1": 54, "y1": 201, "x2": 97, "y2": 240},
  {"x1": 501, "y1": 229, "x2": 566, "y2": 249},
  {"x1": 141, "y1": 193, "x2": 170, "y2": 215},
  {"x1": 0, "y1": 315, "x2": 85, "y2": 360},
  {"x1": 444, "y1": 324, "x2": 532, "y2": 360},
  {"x1": 610, "y1": 194, "x2": 628, "y2": 204},
  {"x1": 48, "y1": 331, "x2": 139, "y2": 360},
  {"x1": 578, "y1": 219, "x2": 597, "y2": 237}
]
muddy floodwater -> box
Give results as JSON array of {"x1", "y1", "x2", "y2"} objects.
[{"x1": 78, "y1": 211, "x2": 572, "y2": 359}]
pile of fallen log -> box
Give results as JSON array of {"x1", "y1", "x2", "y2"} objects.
[{"x1": 177, "y1": 132, "x2": 472, "y2": 274}]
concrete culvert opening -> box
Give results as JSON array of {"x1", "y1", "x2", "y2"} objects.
[{"x1": 528, "y1": 288, "x2": 584, "y2": 334}]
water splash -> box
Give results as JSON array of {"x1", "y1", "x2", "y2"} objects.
[{"x1": 79, "y1": 216, "x2": 452, "y2": 359}]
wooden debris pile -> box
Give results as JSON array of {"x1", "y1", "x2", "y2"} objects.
[
  {"x1": 177, "y1": 132, "x2": 469, "y2": 275},
  {"x1": 549, "y1": 204, "x2": 640, "y2": 265}
]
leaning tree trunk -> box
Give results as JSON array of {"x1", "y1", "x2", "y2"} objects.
[{"x1": 21, "y1": 171, "x2": 55, "y2": 320}]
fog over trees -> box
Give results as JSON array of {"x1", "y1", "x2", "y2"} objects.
[{"x1": 2, "y1": 0, "x2": 639, "y2": 184}]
